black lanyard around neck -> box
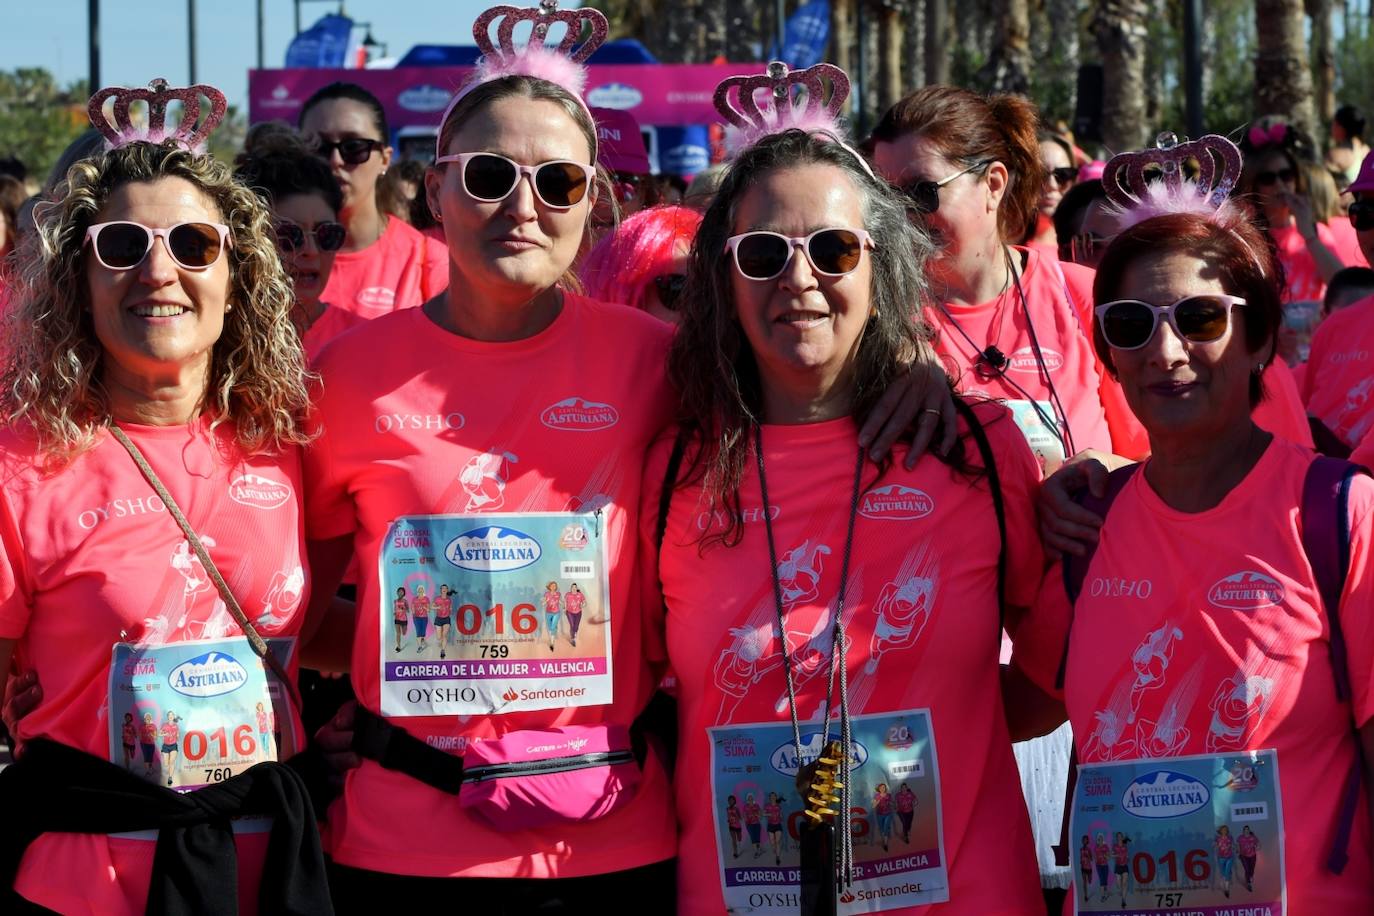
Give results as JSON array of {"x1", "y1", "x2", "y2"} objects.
[{"x1": 753, "y1": 423, "x2": 865, "y2": 891}]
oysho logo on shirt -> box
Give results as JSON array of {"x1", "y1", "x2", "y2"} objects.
[
  {"x1": 357, "y1": 287, "x2": 396, "y2": 309},
  {"x1": 1330, "y1": 349, "x2": 1369, "y2": 365},
  {"x1": 445, "y1": 525, "x2": 542, "y2": 572},
  {"x1": 859, "y1": 485, "x2": 934, "y2": 520},
  {"x1": 1089, "y1": 577, "x2": 1154, "y2": 599},
  {"x1": 1006, "y1": 346, "x2": 1065, "y2": 374},
  {"x1": 168, "y1": 651, "x2": 249, "y2": 698},
  {"x1": 228, "y1": 473, "x2": 291, "y2": 510},
  {"x1": 374, "y1": 412, "x2": 466, "y2": 434},
  {"x1": 1207, "y1": 571, "x2": 1285, "y2": 611},
  {"x1": 540, "y1": 397, "x2": 620, "y2": 431},
  {"x1": 1121, "y1": 770, "x2": 1210, "y2": 819},
  {"x1": 75, "y1": 496, "x2": 167, "y2": 529}
]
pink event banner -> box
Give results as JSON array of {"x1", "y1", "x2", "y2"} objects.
[{"x1": 249, "y1": 65, "x2": 745, "y2": 130}]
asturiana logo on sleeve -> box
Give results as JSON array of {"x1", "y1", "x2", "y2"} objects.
[
  {"x1": 859, "y1": 485, "x2": 935, "y2": 520},
  {"x1": 168, "y1": 651, "x2": 249, "y2": 698},
  {"x1": 445, "y1": 526, "x2": 542, "y2": 572},
  {"x1": 1121, "y1": 770, "x2": 1210, "y2": 819},
  {"x1": 228, "y1": 473, "x2": 291, "y2": 510},
  {"x1": 1207, "y1": 571, "x2": 1285, "y2": 611},
  {"x1": 540, "y1": 397, "x2": 620, "y2": 431}
]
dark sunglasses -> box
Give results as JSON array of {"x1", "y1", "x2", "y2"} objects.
[
  {"x1": 1094, "y1": 294, "x2": 1247, "y2": 350},
  {"x1": 1349, "y1": 199, "x2": 1374, "y2": 231},
  {"x1": 316, "y1": 137, "x2": 385, "y2": 166},
  {"x1": 434, "y1": 152, "x2": 595, "y2": 210},
  {"x1": 724, "y1": 228, "x2": 874, "y2": 281},
  {"x1": 1060, "y1": 232, "x2": 1113, "y2": 265},
  {"x1": 275, "y1": 220, "x2": 347, "y2": 253},
  {"x1": 84, "y1": 221, "x2": 231, "y2": 271},
  {"x1": 1048, "y1": 166, "x2": 1078, "y2": 187},
  {"x1": 1253, "y1": 167, "x2": 1296, "y2": 188},
  {"x1": 651, "y1": 273, "x2": 686, "y2": 309},
  {"x1": 901, "y1": 159, "x2": 992, "y2": 215}
]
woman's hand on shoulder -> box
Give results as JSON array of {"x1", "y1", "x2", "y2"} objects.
[
  {"x1": 859, "y1": 351, "x2": 958, "y2": 469},
  {"x1": 1037, "y1": 449, "x2": 1123, "y2": 557}
]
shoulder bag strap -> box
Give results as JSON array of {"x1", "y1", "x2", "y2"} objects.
[{"x1": 110, "y1": 426, "x2": 302, "y2": 713}]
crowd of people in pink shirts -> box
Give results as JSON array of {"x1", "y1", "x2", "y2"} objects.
[{"x1": 1, "y1": 3, "x2": 1374, "y2": 915}]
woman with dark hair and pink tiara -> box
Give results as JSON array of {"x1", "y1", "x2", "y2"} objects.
[
  {"x1": 1018, "y1": 133, "x2": 1374, "y2": 912},
  {"x1": 581, "y1": 205, "x2": 703, "y2": 324}
]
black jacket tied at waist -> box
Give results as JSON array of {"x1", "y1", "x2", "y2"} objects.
[{"x1": 0, "y1": 738, "x2": 332, "y2": 915}]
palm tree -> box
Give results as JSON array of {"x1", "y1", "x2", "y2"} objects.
[
  {"x1": 1092, "y1": 0, "x2": 1149, "y2": 152},
  {"x1": 1255, "y1": 0, "x2": 1317, "y2": 136}
]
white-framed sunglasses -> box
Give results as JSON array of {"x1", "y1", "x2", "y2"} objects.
[
  {"x1": 723, "y1": 227, "x2": 875, "y2": 281},
  {"x1": 84, "y1": 221, "x2": 232, "y2": 271},
  {"x1": 1094, "y1": 294, "x2": 1247, "y2": 350},
  {"x1": 434, "y1": 152, "x2": 595, "y2": 210}
]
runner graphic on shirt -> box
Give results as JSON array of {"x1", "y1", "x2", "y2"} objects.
[
  {"x1": 866, "y1": 572, "x2": 937, "y2": 675},
  {"x1": 1206, "y1": 669, "x2": 1277, "y2": 753},
  {"x1": 1127, "y1": 622, "x2": 1185, "y2": 723},
  {"x1": 1133, "y1": 661, "x2": 1203, "y2": 758},
  {"x1": 1083, "y1": 677, "x2": 1140, "y2": 762},
  {"x1": 713, "y1": 617, "x2": 786, "y2": 723},
  {"x1": 459, "y1": 450, "x2": 518, "y2": 511},
  {"x1": 1332, "y1": 377, "x2": 1374, "y2": 444},
  {"x1": 258, "y1": 565, "x2": 305, "y2": 628}
]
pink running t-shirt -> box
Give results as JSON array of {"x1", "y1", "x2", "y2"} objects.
[
  {"x1": 301, "y1": 303, "x2": 368, "y2": 363},
  {"x1": 926, "y1": 247, "x2": 1148, "y2": 470},
  {"x1": 411, "y1": 595, "x2": 430, "y2": 619},
  {"x1": 0, "y1": 420, "x2": 309, "y2": 916},
  {"x1": 1013, "y1": 438, "x2": 1374, "y2": 912},
  {"x1": 305, "y1": 293, "x2": 677, "y2": 879},
  {"x1": 1353, "y1": 426, "x2": 1374, "y2": 469},
  {"x1": 321, "y1": 217, "x2": 447, "y2": 319},
  {"x1": 1302, "y1": 293, "x2": 1374, "y2": 447},
  {"x1": 565, "y1": 589, "x2": 586, "y2": 615},
  {"x1": 1239, "y1": 831, "x2": 1259, "y2": 857},
  {"x1": 1271, "y1": 222, "x2": 1344, "y2": 303},
  {"x1": 433, "y1": 595, "x2": 452, "y2": 619},
  {"x1": 1253, "y1": 356, "x2": 1315, "y2": 447},
  {"x1": 647, "y1": 404, "x2": 1045, "y2": 915}
]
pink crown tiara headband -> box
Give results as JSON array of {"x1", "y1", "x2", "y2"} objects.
[
  {"x1": 712, "y1": 61, "x2": 873, "y2": 176},
  {"x1": 1101, "y1": 131, "x2": 1247, "y2": 234},
  {"x1": 434, "y1": 0, "x2": 608, "y2": 160},
  {"x1": 87, "y1": 78, "x2": 227, "y2": 154}
]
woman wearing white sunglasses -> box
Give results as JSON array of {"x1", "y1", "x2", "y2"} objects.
[{"x1": 0, "y1": 99, "x2": 327, "y2": 913}]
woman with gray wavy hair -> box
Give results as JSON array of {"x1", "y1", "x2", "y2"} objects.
[
  {"x1": 0, "y1": 85, "x2": 329, "y2": 914},
  {"x1": 646, "y1": 97, "x2": 1055, "y2": 910}
]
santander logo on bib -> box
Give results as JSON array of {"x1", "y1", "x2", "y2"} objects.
[
  {"x1": 859, "y1": 485, "x2": 935, "y2": 520},
  {"x1": 168, "y1": 651, "x2": 249, "y2": 698},
  {"x1": 540, "y1": 397, "x2": 620, "y2": 431},
  {"x1": 1006, "y1": 346, "x2": 1065, "y2": 374},
  {"x1": 1207, "y1": 570, "x2": 1285, "y2": 611},
  {"x1": 229, "y1": 473, "x2": 291, "y2": 510},
  {"x1": 445, "y1": 526, "x2": 542, "y2": 572}
]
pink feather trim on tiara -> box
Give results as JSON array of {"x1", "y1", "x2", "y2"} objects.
[
  {"x1": 1106, "y1": 179, "x2": 1249, "y2": 235},
  {"x1": 471, "y1": 43, "x2": 588, "y2": 98}
]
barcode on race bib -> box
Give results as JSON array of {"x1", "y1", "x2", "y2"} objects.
[
  {"x1": 561, "y1": 561, "x2": 595, "y2": 578},
  {"x1": 1230, "y1": 802, "x2": 1269, "y2": 822},
  {"x1": 889, "y1": 758, "x2": 924, "y2": 778}
]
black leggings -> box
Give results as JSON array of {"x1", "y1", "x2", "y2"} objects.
[{"x1": 328, "y1": 856, "x2": 676, "y2": 915}]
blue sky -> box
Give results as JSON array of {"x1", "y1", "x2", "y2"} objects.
[{"x1": 1, "y1": 0, "x2": 498, "y2": 109}]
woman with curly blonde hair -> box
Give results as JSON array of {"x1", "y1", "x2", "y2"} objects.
[{"x1": 0, "y1": 120, "x2": 330, "y2": 913}]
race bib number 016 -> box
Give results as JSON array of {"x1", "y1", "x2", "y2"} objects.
[
  {"x1": 708, "y1": 710, "x2": 949, "y2": 914},
  {"x1": 379, "y1": 512, "x2": 613, "y2": 716},
  {"x1": 108, "y1": 636, "x2": 296, "y2": 792},
  {"x1": 1071, "y1": 749, "x2": 1285, "y2": 915}
]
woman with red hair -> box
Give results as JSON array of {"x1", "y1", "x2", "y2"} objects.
[
  {"x1": 1016, "y1": 193, "x2": 1374, "y2": 910},
  {"x1": 581, "y1": 205, "x2": 702, "y2": 324}
]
